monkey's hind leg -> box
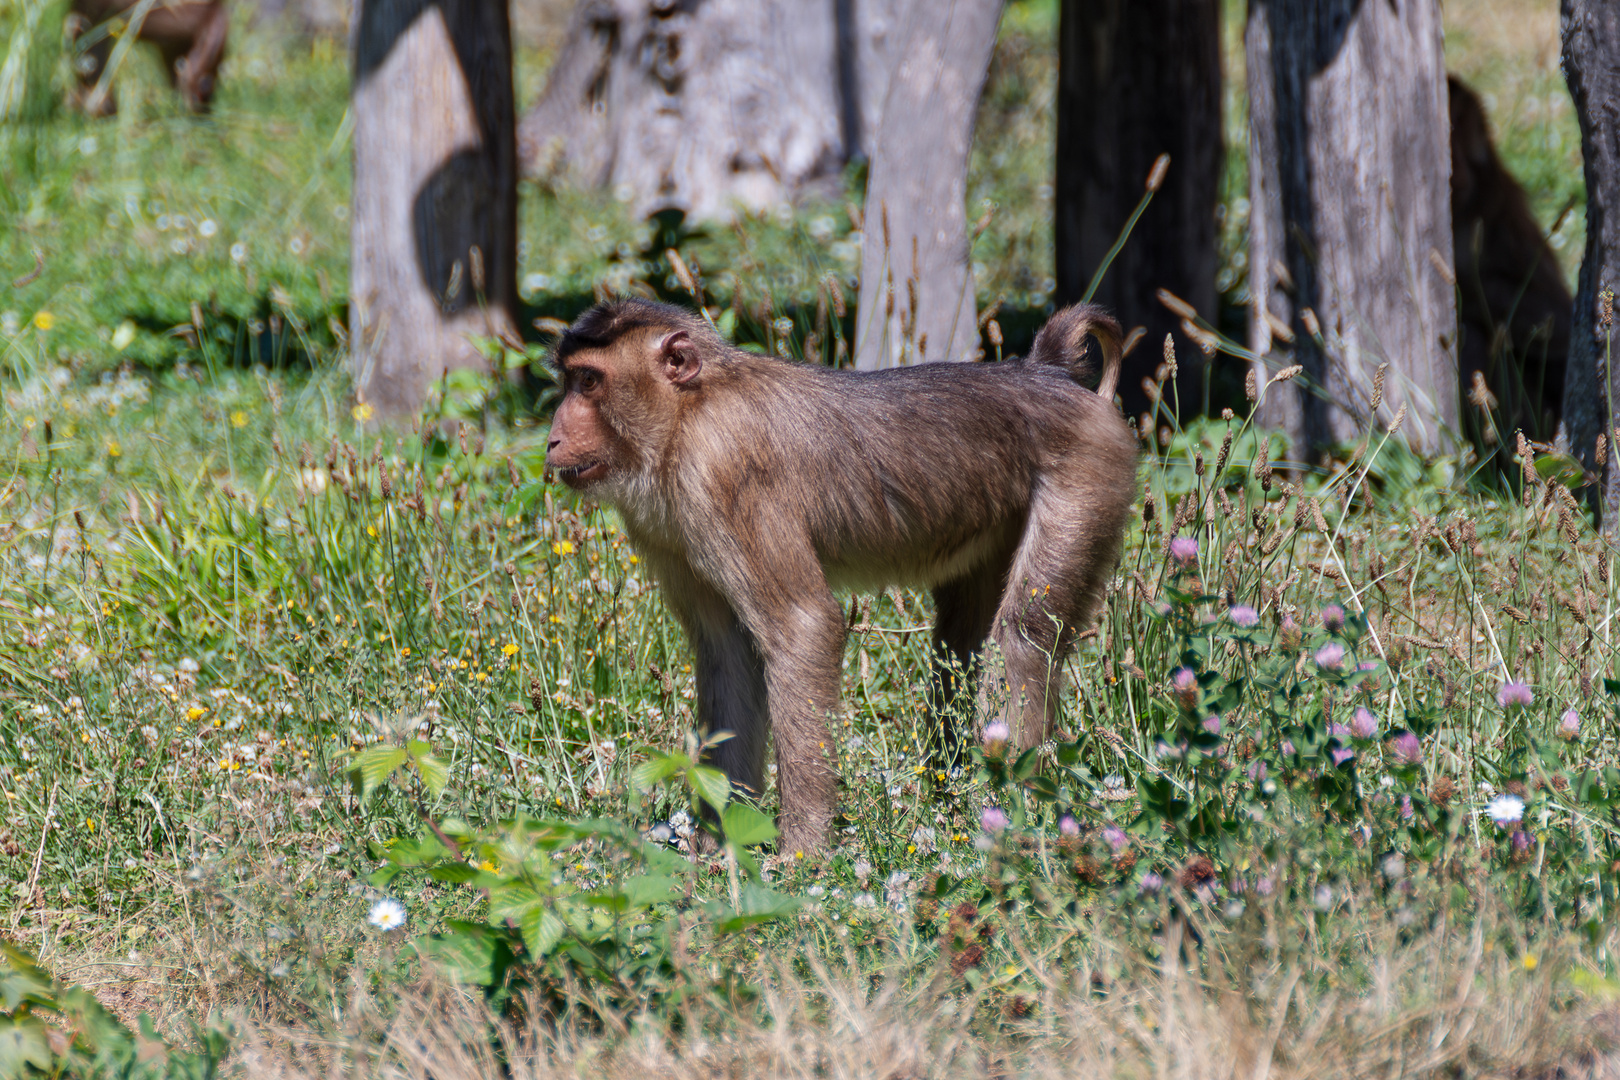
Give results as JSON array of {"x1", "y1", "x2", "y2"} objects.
[
  {"x1": 690, "y1": 606, "x2": 771, "y2": 805},
  {"x1": 929, "y1": 572, "x2": 1002, "y2": 761},
  {"x1": 986, "y1": 487, "x2": 1122, "y2": 750}
]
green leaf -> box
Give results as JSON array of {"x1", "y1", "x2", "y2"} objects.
[
  {"x1": 620, "y1": 874, "x2": 681, "y2": 908},
  {"x1": 689, "y1": 766, "x2": 731, "y2": 813},
  {"x1": 721, "y1": 803, "x2": 776, "y2": 848},
  {"x1": 413, "y1": 753, "x2": 450, "y2": 796},
  {"x1": 427, "y1": 863, "x2": 482, "y2": 884},
  {"x1": 630, "y1": 752, "x2": 691, "y2": 793},
  {"x1": 417, "y1": 921, "x2": 502, "y2": 986},
  {"x1": 351, "y1": 746, "x2": 408, "y2": 803},
  {"x1": 368, "y1": 864, "x2": 403, "y2": 888},
  {"x1": 1534, "y1": 451, "x2": 1585, "y2": 487},
  {"x1": 519, "y1": 907, "x2": 565, "y2": 959},
  {"x1": 710, "y1": 883, "x2": 803, "y2": 934},
  {"x1": 0, "y1": 1017, "x2": 55, "y2": 1077}
]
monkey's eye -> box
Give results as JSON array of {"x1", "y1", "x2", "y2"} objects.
[{"x1": 577, "y1": 371, "x2": 602, "y2": 393}]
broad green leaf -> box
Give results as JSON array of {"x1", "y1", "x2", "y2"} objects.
[
  {"x1": 1534, "y1": 451, "x2": 1585, "y2": 487},
  {"x1": 367, "y1": 865, "x2": 403, "y2": 888},
  {"x1": 721, "y1": 803, "x2": 776, "y2": 848},
  {"x1": 584, "y1": 888, "x2": 630, "y2": 913},
  {"x1": 352, "y1": 746, "x2": 408, "y2": 802},
  {"x1": 487, "y1": 882, "x2": 544, "y2": 926},
  {"x1": 689, "y1": 766, "x2": 730, "y2": 812},
  {"x1": 427, "y1": 863, "x2": 481, "y2": 885},
  {"x1": 619, "y1": 874, "x2": 680, "y2": 908},
  {"x1": 0, "y1": 1018, "x2": 55, "y2": 1077},
  {"x1": 630, "y1": 753, "x2": 691, "y2": 792},
  {"x1": 519, "y1": 907, "x2": 565, "y2": 959},
  {"x1": 417, "y1": 922, "x2": 500, "y2": 986},
  {"x1": 413, "y1": 753, "x2": 450, "y2": 796},
  {"x1": 710, "y1": 884, "x2": 803, "y2": 933}
]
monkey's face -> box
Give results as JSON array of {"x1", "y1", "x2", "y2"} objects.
[
  {"x1": 548, "y1": 362, "x2": 618, "y2": 489},
  {"x1": 547, "y1": 329, "x2": 704, "y2": 491}
]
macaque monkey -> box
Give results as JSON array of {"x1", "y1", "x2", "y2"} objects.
[
  {"x1": 546, "y1": 299, "x2": 1138, "y2": 854},
  {"x1": 1450, "y1": 75, "x2": 1572, "y2": 443},
  {"x1": 66, "y1": 0, "x2": 229, "y2": 116}
]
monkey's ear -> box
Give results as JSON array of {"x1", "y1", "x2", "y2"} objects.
[{"x1": 658, "y1": 331, "x2": 702, "y2": 386}]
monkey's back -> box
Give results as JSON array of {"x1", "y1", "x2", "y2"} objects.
[{"x1": 678, "y1": 357, "x2": 1139, "y2": 592}]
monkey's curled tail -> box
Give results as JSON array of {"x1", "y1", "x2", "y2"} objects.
[{"x1": 1021, "y1": 303, "x2": 1123, "y2": 401}]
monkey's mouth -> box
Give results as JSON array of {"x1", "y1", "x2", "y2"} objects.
[{"x1": 555, "y1": 462, "x2": 607, "y2": 487}]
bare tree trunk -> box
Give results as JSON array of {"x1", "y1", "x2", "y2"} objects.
[
  {"x1": 350, "y1": 0, "x2": 518, "y2": 419},
  {"x1": 854, "y1": 0, "x2": 1003, "y2": 369},
  {"x1": 1246, "y1": 0, "x2": 1457, "y2": 457},
  {"x1": 1559, "y1": 0, "x2": 1620, "y2": 525},
  {"x1": 1054, "y1": 0, "x2": 1222, "y2": 419},
  {"x1": 518, "y1": 0, "x2": 857, "y2": 222}
]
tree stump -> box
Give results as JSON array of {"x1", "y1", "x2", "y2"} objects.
[
  {"x1": 350, "y1": 0, "x2": 518, "y2": 418},
  {"x1": 1054, "y1": 0, "x2": 1223, "y2": 418},
  {"x1": 1559, "y1": 0, "x2": 1620, "y2": 524},
  {"x1": 1246, "y1": 0, "x2": 1457, "y2": 457}
]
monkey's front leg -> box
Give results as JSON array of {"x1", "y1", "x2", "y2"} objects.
[
  {"x1": 742, "y1": 592, "x2": 846, "y2": 856},
  {"x1": 648, "y1": 556, "x2": 771, "y2": 804}
]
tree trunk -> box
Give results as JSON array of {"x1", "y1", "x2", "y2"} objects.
[
  {"x1": 1054, "y1": 0, "x2": 1222, "y2": 419},
  {"x1": 1559, "y1": 0, "x2": 1620, "y2": 525},
  {"x1": 350, "y1": 0, "x2": 518, "y2": 418},
  {"x1": 1246, "y1": 0, "x2": 1457, "y2": 457},
  {"x1": 853, "y1": 0, "x2": 1003, "y2": 369},
  {"x1": 518, "y1": 0, "x2": 873, "y2": 223}
]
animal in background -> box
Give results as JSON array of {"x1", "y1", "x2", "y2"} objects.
[
  {"x1": 1449, "y1": 74, "x2": 1572, "y2": 447},
  {"x1": 545, "y1": 299, "x2": 1139, "y2": 854},
  {"x1": 66, "y1": 0, "x2": 228, "y2": 116}
]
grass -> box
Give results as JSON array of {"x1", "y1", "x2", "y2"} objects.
[{"x1": 1, "y1": 0, "x2": 1615, "y2": 1076}]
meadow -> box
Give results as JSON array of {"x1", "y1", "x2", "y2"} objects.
[{"x1": 0, "y1": 1, "x2": 1616, "y2": 1077}]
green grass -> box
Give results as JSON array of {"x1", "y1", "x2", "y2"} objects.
[{"x1": 1, "y1": 1, "x2": 1617, "y2": 1075}]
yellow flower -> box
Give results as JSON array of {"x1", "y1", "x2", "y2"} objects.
[
  {"x1": 85, "y1": 818, "x2": 95, "y2": 832},
  {"x1": 628, "y1": 554, "x2": 639, "y2": 565},
  {"x1": 475, "y1": 671, "x2": 489, "y2": 682},
  {"x1": 186, "y1": 706, "x2": 207, "y2": 722},
  {"x1": 398, "y1": 647, "x2": 411, "y2": 657},
  {"x1": 502, "y1": 643, "x2": 519, "y2": 657},
  {"x1": 218, "y1": 758, "x2": 240, "y2": 772},
  {"x1": 32, "y1": 311, "x2": 54, "y2": 331},
  {"x1": 1523, "y1": 954, "x2": 1538, "y2": 971},
  {"x1": 229, "y1": 411, "x2": 248, "y2": 428},
  {"x1": 367, "y1": 526, "x2": 377, "y2": 537},
  {"x1": 552, "y1": 540, "x2": 575, "y2": 556},
  {"x1": 477, "y1": 859, "x2": 498, "y2": 873},
  {"x1": 106, "y1": 440, "x2": 121, "y2": 458},
  {"x1": 352, "y1": 402, "x2": 375, "y2": 422}
]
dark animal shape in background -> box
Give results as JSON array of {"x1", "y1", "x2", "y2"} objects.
[
  {"x1": 545, "y1": 299, "x2": 1138, "y2": 855},
  {"x1": 1450, "y1": 74, "x2": 1572, "y2": 448},
  {"x1": 66, "y1": 0, "x2": 228, "y2": 116}
]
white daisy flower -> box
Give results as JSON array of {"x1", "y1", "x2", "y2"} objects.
[
  {"x1": 1485, "y1": 793, "x2": 1525, "y2": 827},
  {"x1": 368, "y1": 897, "x2": 407, "y2": 931}
]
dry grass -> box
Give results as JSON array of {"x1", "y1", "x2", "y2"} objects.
[{"x1": 224, "y1": 911, "x2": 1618, "y2": 1080}]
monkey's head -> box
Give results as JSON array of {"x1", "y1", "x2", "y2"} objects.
[{"x1": 547, "y1": 300, "x2": 713, "y2": 492}]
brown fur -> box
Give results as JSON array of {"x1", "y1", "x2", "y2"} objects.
[
  {"x1": 1450, "y1": 75, "x2": 1572, "y2": 443},
  {"x1": 546, "y1": 300, "x2": 1138, "y2": 854},
  {"x1": 66, "y1": 0, "x2": 229, "y2": 116}
]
